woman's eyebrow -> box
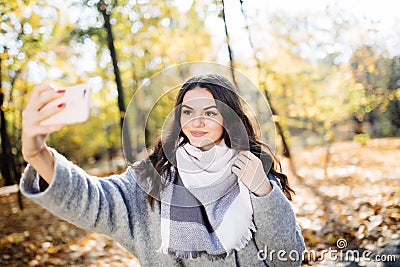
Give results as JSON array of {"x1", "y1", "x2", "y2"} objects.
[
  {"x1": 181, "y1": 105, "x2": 218, "y2": 110},
  {"x1": 203, "y1": 105, "x2": 218, "y2": 110},
  {"x1": 182, "y1": 104, "x2": 193, "y2": 110}
]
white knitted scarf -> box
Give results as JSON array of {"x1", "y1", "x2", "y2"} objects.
[{"x1": 157, "y1": 140, "x2": 255, "y2": 260}]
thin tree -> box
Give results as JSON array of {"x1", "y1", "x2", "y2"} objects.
[
  {"x1": 220, "y1": 0, "x2": 238, "y2": 87},
  {"x1": 0, "y1": 52, "x2": 18, "y2": 186},
  {"x1": 98, "y1": 0, "x2": 134, "y2": 162},
  {"x1": 238, "y1": 0, "x2": 300, "y2": 178}
]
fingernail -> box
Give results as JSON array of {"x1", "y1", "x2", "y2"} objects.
[
  {"x1": 57, "y1": 103, "x2": 65, "y2": 108},
  {"x1": 57, "y1": 89, "x2": 65, "y2": 94}
]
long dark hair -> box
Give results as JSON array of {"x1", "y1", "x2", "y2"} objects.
[{"x1": 132, "y1": 74, "x2": 294, "y2": 209}]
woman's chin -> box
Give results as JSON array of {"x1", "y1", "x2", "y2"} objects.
[{"x1": 190, "y1": 140, "x2": 214, "y2": 151}]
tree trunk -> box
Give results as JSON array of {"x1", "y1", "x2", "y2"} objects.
[
  {"x1": 262, "y1": 91, "x2": 291, "y2": 158},
  {"x1": 220, "y1": 0, "x2": 237, "y2": 87},
  {"x1": 238, "y1": 0, "x2": 292, "y2": 158},
  {"x1": 98, "y1": 1, "x2": 134, "y2": 163},
  {"x1": 238, "y1": 0, "x2": 299, "y2": 178},
  {"x1": 0, "y1": 54, "x2": 18, "y2": 186}
]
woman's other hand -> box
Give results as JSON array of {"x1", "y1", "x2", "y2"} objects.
[
  {"x1": 232, "y1": 151, "x2": 272, "y2": 196},
  {"x1": 22, "y1": 84, "x2": 66, "y2": 183}
]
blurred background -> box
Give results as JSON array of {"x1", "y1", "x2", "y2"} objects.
[{"x1": 0, "y1": 0, "x2": 399, "y2": 266}]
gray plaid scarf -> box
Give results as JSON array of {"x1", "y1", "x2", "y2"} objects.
[{"x1": 157, "y1": 140, "x2": 255, "y2": 260}]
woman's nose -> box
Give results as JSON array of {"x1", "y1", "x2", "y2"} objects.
[{"x1": 191, "y1": 116, "x2": 205, "y2": 127}]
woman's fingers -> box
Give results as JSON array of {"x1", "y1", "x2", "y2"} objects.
[
  {"x1": 231, "y1": 165, "x2": 241, "y2": 177},
  {"x1": 23, "y1": 100, "x2": 65, "y2": 127},
  {"x1": 37, "y1": 88, "x2": 65, "y2": 111},
  {"x1": 234, "y1": 152, "x2": 253, "y2": 168},
  {"x1": 24, "y1": 85, "x2": 65, "y2": 122},
  {"x1": 28, "y1": 123, "x2": 65, "y2": 137},
  {"x1": 232, "y1": 152, "x2": 252, "y2": 179},
  {"x1": 25, "y1": 84, "x2": 65, "y2": 112},
  {"x1": 233, "y1": 159, "x2": 245, "y2": 170},
  {"x1": 232, "y1": 150, "x2": 266, "y2": 188},
  {"x1": 37, "y1": 100, "x2": 66, "y2": 125},
  {"x1": 238, "y1": 150, "x2": 255, "y2": 160},
  {"x1": 22, "y1": 84, "x2": 66, "y2": 139},
  {"x1": 25, "y1": 84, "x2": 55, "y2": 109}
]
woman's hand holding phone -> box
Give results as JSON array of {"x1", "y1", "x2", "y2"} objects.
[
  {"x1": 22, "y1": 84, "x2": 91, "y2": 183},
  {"x1": 22, "y1": 84, "x2": 66, "y2": 160},
  {"x1": 22, "y1": 84, "x2": 67, "y2": 183}
]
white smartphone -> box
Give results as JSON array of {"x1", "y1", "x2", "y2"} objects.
[{"x1": 40, "y1": 84, "x2": 91, "y2": 126}]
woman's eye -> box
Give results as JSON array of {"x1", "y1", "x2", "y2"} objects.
[
  {"x1": 205, "y1": 111, "x2": 217, "y2": 117},
  {"x1": 182, "y1": 110, "x2": 192, "y2": 115}
]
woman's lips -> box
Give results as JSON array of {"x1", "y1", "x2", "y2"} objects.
[{"x1": 190, "y1": 131, "x2": 207, "y2": 137}]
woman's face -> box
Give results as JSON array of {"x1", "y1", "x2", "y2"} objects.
[{"x1": 180, "y1": 87, "x2": 224, "y2": 151}]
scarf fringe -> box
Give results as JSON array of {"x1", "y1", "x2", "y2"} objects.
[
  {"x1": 231, "y1": 220, "x2": 256, "y2": 252},
  {"x1": 157, "y1": 221, "x2": 256, "y2": 261},
  {"x1": 157, "y1": 247, "x2": 228, "y2": 261}
]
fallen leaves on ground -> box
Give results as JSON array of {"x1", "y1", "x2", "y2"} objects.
[
  {"x1": 0, "y1": 188, "x2": 138, "y2": 266},
  {"x1": 0, "y1": 137, "x2": 399, "y2": 266},
  {"x1": 287, "y1": 137, "x2": 400, "y2": 265}
]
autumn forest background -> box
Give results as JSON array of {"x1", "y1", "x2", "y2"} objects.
[{"x1": 1, "y1": 0, "x2": 399, "y2": 266}]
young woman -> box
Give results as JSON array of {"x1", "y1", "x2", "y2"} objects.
[{"x1": 20, "y1": 74, "x2": 305, "y2": 266}]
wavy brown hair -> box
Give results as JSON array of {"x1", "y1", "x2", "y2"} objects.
[{"x1": 132, "y1": 74, "x2": 294, "y2": 210}]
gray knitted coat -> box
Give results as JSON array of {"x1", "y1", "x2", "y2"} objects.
[{"x1": 20, "y1": 149, "x2": 305, "y2": 267}]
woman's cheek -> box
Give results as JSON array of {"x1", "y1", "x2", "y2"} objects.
[{"x1": 211, "y1": 121, "x2": 224, "y2": 132}]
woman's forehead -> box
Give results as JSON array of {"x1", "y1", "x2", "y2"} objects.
[{"x1": 182, "y1": 88, "x2": 216, "y2": 107}]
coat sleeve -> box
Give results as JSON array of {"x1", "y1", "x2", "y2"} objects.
[
  {"x1": 251, "y1": 178, "x2": 306, "y2": 267},
  {"x1": 19, "y1": 148, "x2": 147, "y2": 243}
]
